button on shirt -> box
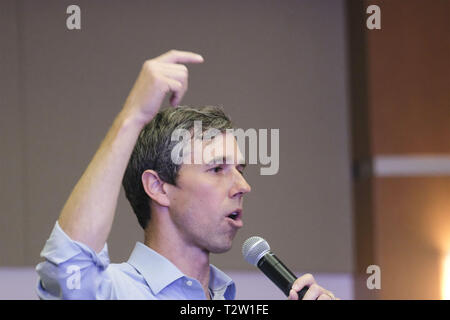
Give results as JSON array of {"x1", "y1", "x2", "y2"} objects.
[{"x1": 35, "y1": 221, "x2": 236, "y2": 300}]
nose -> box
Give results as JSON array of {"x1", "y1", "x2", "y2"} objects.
[{"x1": 230, "y1": 170, "x2": 252, "y2": 198}]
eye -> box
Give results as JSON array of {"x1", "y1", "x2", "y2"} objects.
[{"x1": 211, "y1": 166, "x2": 223, "y2": 173}]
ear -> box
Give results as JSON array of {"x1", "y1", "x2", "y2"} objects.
[{"x1": 141, "y1": 170, "x2": 171, "y2": 207}]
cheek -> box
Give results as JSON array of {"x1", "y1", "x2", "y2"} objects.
[
  {"x1": 193, "y1": 184, "x2": 225, "y2": 209},
  {"x1": 183, "y1": 178, "x2": 229, "y2": 212}
]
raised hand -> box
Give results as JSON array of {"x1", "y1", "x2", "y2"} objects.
[{"x1": 123, "y1": 50, "x2": 204, "y2": 126}]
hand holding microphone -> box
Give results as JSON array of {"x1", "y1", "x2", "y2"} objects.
[{"x1": 242, "y1": 236, "x2": 337, "y2": 300}]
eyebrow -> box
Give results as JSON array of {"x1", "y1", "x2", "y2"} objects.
[{"x1": 206, "y1": 156, "x2": 247, "y2": 167}]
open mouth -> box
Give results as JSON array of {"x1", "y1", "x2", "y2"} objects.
[
  {"x1": 226, "y1": 210, "x2": 243, "y2": 228},
  {"x1": 227, "y1": 212, "x2": 239, "y2": 220},
  {"x1": 227, "y1": 209, "x2": 242, "y2": 221}
]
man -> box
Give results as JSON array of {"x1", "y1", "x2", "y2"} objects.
[{"x1": 36, "y1": 50, "x2": 336, "y2": 300}]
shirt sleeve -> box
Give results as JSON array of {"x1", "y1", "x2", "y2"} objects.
[{"x1": 35, "y1": 221, "x2": 114, "y2": 300}]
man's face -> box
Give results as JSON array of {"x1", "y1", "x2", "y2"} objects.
[{"x1": 166, "y1": 132, "x2": 251, "y2": 254}]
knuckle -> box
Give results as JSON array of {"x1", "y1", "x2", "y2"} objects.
[
  {"x1": 304, "y1": 273, "x2": 315, "y2": 283},
  {"x1": 153, "y1": 74, "x2": 164, "y2": 85},
  {"x1": 143, "y1": 60, "x2": 157, "y2": 74},
  {"x1": 143, "y1": 60, "x2": 152, "y2": 69}
]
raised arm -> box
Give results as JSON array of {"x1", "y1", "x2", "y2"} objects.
[{"x1": 57, "y1": 50, "x2": 204, "y2": 253}]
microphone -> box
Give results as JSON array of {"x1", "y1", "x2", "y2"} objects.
[{"x1": 242, "y1": 236, "x2": 309, "y2": 299}]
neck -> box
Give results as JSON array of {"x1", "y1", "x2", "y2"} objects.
[{"x1": 144, "y1": 209, "x2": 211, "y2": 297}]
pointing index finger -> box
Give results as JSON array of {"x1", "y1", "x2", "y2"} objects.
[{"x1": 157, "y1": 50, "x2": 204, "y2": 64}]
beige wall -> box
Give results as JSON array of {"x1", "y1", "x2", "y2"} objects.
[
  {"x1": 0, "y1": 0, "x2": 25, "y2": 266},
  {"x1": 0, "y1": 0, "x2": 353, "y2": 274}
]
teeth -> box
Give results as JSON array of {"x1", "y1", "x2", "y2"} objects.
[{"x1": 229, "y1": 212, "x2": 238, "y2": 220}]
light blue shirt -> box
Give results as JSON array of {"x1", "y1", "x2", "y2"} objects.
[{"x1": 36, "y1": 221, "x2": 236, "y2": 300}]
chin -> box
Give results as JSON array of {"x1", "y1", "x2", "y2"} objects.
[
  {"x1": 210, "y1": 246, "x2": 232, "y2": 254},
  {"x1": 208, "y1": 240, "x2": 234, "y2": 254}
]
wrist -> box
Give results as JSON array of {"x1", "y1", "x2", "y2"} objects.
[{"x1": 116, "y1": 107, "x2": 150, "y2": 131}]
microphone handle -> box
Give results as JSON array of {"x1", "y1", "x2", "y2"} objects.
[{"x1": 257, "y1": 252, "x2": 309, "y2": 299}]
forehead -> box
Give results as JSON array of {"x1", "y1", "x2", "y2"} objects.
[{"x1": 184, "y1": 132, "x2": 245, "y2": 165}]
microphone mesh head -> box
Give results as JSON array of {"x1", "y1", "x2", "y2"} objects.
[{"x1": 242, "y1": 236, "x2": 271, "y2": 266}]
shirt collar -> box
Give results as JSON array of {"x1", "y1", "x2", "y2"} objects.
[
  {"x1": 127, "y1": 242, "x2": 235, "y2": 298},
  {"x1": 209, "y1": 264, "x2": 236, "y2": 300},
  {"x1": 127, "y1": 242, "x2": 184, "y2": 295}
]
